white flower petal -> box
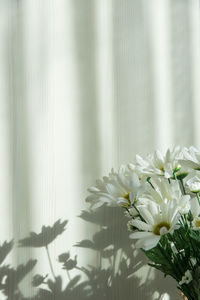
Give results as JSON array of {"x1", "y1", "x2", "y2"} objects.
[
  {"x1": 138, "y1": 207, "x2": 155, "y2": 225},
  {"x1": 137, "y1": 235, "x2": 160, "y2": 250},
  {"x1": 136, "y1": 154, "x2": 149, "y2": 167},
  {"x1": 130, "y1": 173, "x2": 141, "y2": 188},
  {"x1": 191, "y1": 197, "x2": 200, "y2": 217},
  {"x1": 131, "y1": 219, "x2": 153, "y2": 231},
  {"x1": 129, "y1": 231, "x2": 153, "y2": 239},
  {"x1": 179, "y1": 159, "x2": 200, "y2": 169},
  {"x1": 148, "y1": 201, "x2": 159, "y2": 216}
]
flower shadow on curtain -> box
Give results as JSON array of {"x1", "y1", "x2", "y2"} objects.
[{"x1": 0, "y1": 210, "x2": 175, "y2": 300}]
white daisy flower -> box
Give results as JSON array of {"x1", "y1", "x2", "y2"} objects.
[
  {"x1": 186, "y1": 172, "x2": 200, "y2": 193},
  {"x1": 192, "y1": 216, "x2": 200, "y2": 230},
  {"x1": 128, "y1": 163, "x2": 149, "y2": 181},
  {"x1": 179, "y1": 146, "x2": 200, "y2": 171},
  {"x1": 129, "y1": 201, "x2": 180, "y2": 250},
  {"x1": 190, "y1": 195, "x2": 200, "y2": 229},
  {"x1": 179, "y1": 270, "x2": 192, "y2": 285},
  {"x1": 139, "y1": 178, "x2": 191, "y2": 214},
  {"x1": 133, "y1": 147, "x2": 185, "y2": 179},
  {"x1": 190, "y1": 195, "x2": 200, "y2": 215},
  {"x1": 86, "y1": 165, "x2": 143, "y2": 208}
]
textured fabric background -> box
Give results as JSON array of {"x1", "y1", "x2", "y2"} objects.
[{"x1": 0, "y1": 0, "x2": 199, "y2": 299}]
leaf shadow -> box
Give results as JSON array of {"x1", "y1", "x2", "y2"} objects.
[{"x1": 0, "y1": 212, "x2": 180, "y2": 300}]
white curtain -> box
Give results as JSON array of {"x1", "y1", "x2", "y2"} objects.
[{"x1": 0, "y1": 0, "x2": 200, "y2": 299}]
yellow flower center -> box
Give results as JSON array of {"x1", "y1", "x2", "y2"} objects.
[
  {"x1": 195, "y1": 220, "x2": 200, "y2": 228},
  {"x1": 122, "y1": 193, "x2": 131, "y2": 207},
  {"x1": 160, "y1": 166, "x2": 165, "y2": 172},
  {"x1": 153, "y1": 222, "x2": 170, "y2": 236}
]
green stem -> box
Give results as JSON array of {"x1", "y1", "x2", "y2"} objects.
[
  {"x1": 175, "y1": 230, "x2": 194, "y2": 270},
  {"x1": 131, "y1": 203, "x2": 146, "y2": 223},
  {"x1": 125, "y1": 207, "x2": 132, "y2": 217},
  {"x1": 168, "y1": 234, "x2": 191, "y2": 272},
  {"x1": 173, "y1": 170, "x2": 177, "y2": 180},
  {"x1": 147, "y1": 177, "x2": 154, "y2": 189},
  {"x1": 180, "y1": 178, "x2": 186, "y2": 195},
  {"x1": 166, "y1": 235, "x2": 185, "y2": 276},
  {"x1": 45, "y1": 245, "x2": 56, "y2": 280},
  {"x1": 188, "y1": 228, "x2": 200, "y2": 265},
  {"x1": 157, "y1": 242, "x2": 179, "y2": 281}
]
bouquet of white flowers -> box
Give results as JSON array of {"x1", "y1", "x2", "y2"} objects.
[{"x1": 86, "y1": 146, "x2": 200, "y2": 300}]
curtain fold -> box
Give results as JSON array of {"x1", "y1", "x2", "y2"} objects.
[{"x1": 0, "y1": 0, "x2": 200, "y2": 299}]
